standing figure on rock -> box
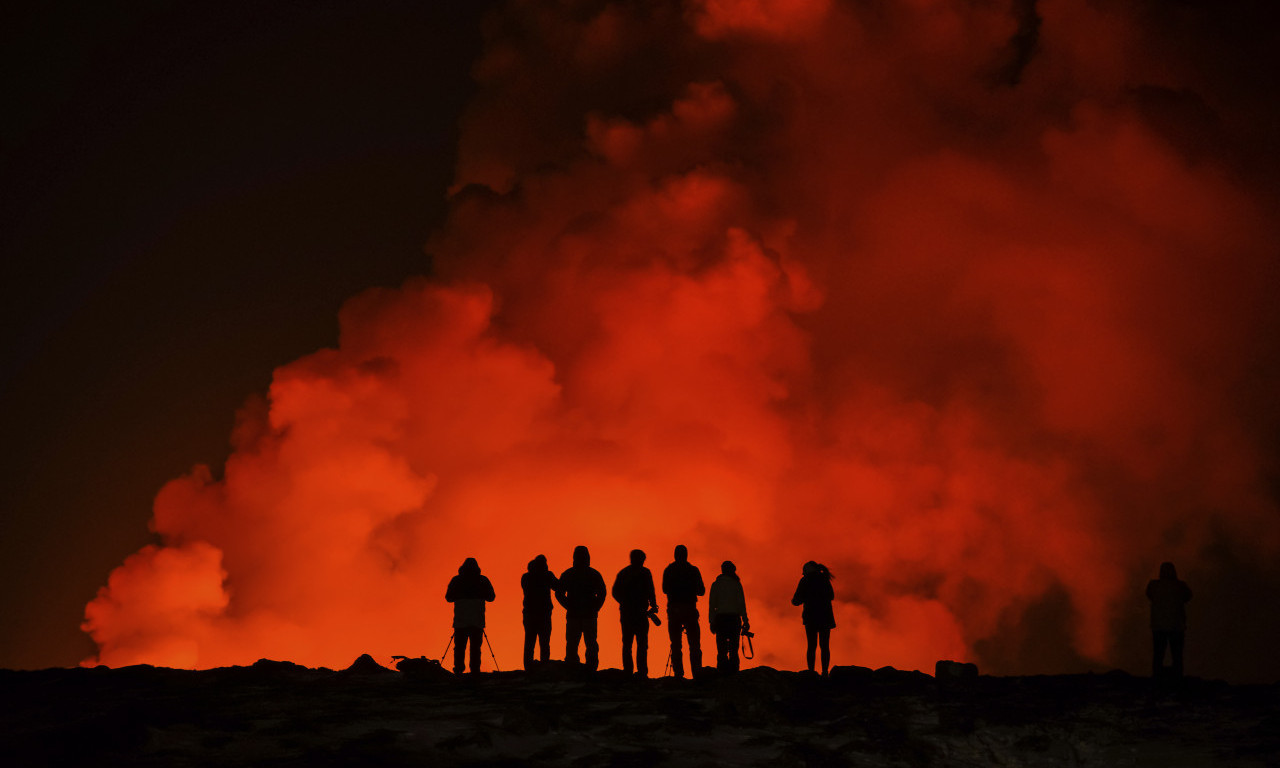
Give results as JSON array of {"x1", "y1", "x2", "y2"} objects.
[
  {"x1": 445, "y1": 557, "x2": 496, "y2": 674},
  {"x1": 521, "y1": 554, "x2": 560, "y2": 669},
  {"x1": 662, "y1": 544, "x2": 705, "y2": 678},
  {"x1": 612, "y1": 549, "x2": 659, "y2": 677},
  {"x1": 556, "y1": 545, "x2": 607, "y2": 671},
  {"x1": 791, "y1": 561, "x2": 835, "y2": 676},
  {"x1": 709, "y1": 560, "x2": 749, "y2": 673},
  {"x1": 1146, "y1": 561, "x2": 1192, "y2": 679}
]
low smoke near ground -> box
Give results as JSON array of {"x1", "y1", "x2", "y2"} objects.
[{"x1": 3, "y1": 659, "x2": 1276, "y2": 767}]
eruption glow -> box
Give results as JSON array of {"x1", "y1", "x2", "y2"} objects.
[{"x1": 85, "y1": 0, "x2": 1279, "y2": 676}]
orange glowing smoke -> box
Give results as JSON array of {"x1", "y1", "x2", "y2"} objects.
[{"x1": 84, "y1": 0, "x2": 1279, "y2": 675}]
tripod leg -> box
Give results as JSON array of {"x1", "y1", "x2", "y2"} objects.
[
  {"x1": 441, "y1": 632, "x2": 454, "y2": 664},
  {"x1": 483, "y1": 630, "x2": 501, "y2": 672}
]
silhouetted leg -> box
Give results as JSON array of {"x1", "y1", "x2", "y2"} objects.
[
  {"x1": 584, "y1": 616, "x2": 600, "y2": 671},
  {"x1": 686, "y1": 616, "x2": 702, "y2": 676},
  {"x1": 622, "y1": 624, "x2": 635, "y2": 674},
  {"x1": 818, "y1": 628, "x2": 831, "y2": 676},
  {"x1": 668, "y1": 616, "x2": 685, "y2": 677},
  {"x1": 523, "y1": 622, "x2": 536, "y2": 669},
  {"x1": 468, "y1": 628, "x2": 482, "y2": 673},
  {"x1": 636, "y1": 623, "x2": 649, "y2": 677},
  {"x1": 566, "y1": 617, "x2": 583, "y2": 664},
  {"x1": 1170, "y1": 631, "x2": 1185, "y2": 678},
  {"x1": 453, "y1": 631, "x2": 466, "y2": 674},
  {"x1": 805, "y1": 626, "x2": 817, "y2": 672},
  {"x1": 537, "y1": 618, "x2": 551, "y2": 662},
  {"x1": 732, "y1": 615, "x2": 742, "y2": 671},
  {"x1": 1152, "y1": 631, "x2": 1169, "y2": 677}
]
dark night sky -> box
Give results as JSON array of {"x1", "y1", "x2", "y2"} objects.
[{"x1": 1, "y1": 1, "x2": 494, "y2": 670}]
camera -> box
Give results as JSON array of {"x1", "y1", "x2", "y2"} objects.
[{"x1": 647, "y1": 608, "x2": 662, "y2": 626}]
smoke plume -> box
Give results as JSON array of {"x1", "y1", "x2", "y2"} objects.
[{"x1": 85, "y1": 0, "x2": 1280, "y2": 679}]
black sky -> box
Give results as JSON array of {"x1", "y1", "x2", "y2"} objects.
[{"x1": 1, "y1": 1, "x2": 495, "y2": 670}]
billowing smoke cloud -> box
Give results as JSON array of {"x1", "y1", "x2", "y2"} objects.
[{"x1": 84, "y1": 0, "x2": 1280, "y2": 679}]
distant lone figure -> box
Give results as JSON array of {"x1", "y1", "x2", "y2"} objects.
[
  {"x1": 521, "y1": 554, "x2": 560, "y2": 669},
  {"x1": 445, "y1": 557, "x2": 496, "y2": 674},
  {"x1": 556, "y1": 545, "x2": 608, "y2": 671},
  {"x1": 612, "y1": 549, "x2": 659, "y2": 677},
  {"x1": 1146, "y1": 561, "x2": 1192, "y2": 679},
  {"x1": 792, "y1": 561, "x2": 835, "y2": 676},
  {"x1": 709, "y1": 560, "x2": 749, "y2": 673},
  {"x1": 662, "y1": 544, "x2": 705, "y2": 678}
]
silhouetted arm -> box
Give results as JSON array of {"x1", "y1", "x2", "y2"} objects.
[
  {"x1": 593, "y1": 571, "x2": 607, "y2": 611},
  {"x1": 791, "y1": 579, "x2": 804, "y2": 607},
  {"x1": 693, "y1": 567, "x2": 705, "y2": 597},
  {"x1": 446, "y1": 576, "x2": 458, "y2": 603},
  {"x1": 554, "y1": 571, "x2": 570, "y2": 609},
  {"x1": 483, "y1": 576, "x2": 495, "y2": 602},
  {"x1": 645, "y1": 571, "x2": 657, "y2": 610}
]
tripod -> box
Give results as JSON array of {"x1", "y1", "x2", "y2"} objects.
[{"x1": 441, "y1": 629, "x2": 501, "y2": 672}]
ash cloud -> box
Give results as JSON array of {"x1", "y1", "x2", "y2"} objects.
[{"x1": 85, "y1": 0, "x2": 1280, "y2": 680}]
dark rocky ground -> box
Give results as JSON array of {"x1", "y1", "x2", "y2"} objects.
[{"x1": 2, "y1": 657, "x2": 1276, "y2": 767}]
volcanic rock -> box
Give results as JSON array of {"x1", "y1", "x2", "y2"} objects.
[{"x1": 1, "y1": 662, "x2": 1275, "y2": 766}]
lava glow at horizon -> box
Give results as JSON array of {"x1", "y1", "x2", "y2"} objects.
[{"x1": 83, "y1": 0, "x2": 1279, "y2": 675}]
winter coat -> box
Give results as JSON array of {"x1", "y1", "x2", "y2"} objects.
[
  {"x1": 612, "y1": 564, "x2": 657, "y2": 618},
  {"x1": 708, "y1": 574, "x2": 747, "y2": 621},
  {"x1": 521, "y1": 561, "x2": 560, "y2": 616},
  {"x1": 662, "y1": 560, "x2": 705, "y2": 606},
  {"x1": 446, "y1": 559, "x2": 496, "y2": 629},
  {"x1": 791, "y1": 573, "x2": 835, "y2": 630},
  {"x1": 1146, "y1": 576, "x2": 1192, "y2": 632},
  {"x1": 557, "y1": 565, "x2": 607, "y2": 618}
]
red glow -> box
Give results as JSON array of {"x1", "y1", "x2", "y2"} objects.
[{"x1": 84, "y1": 0, "x2": 1279, "y2": 674}]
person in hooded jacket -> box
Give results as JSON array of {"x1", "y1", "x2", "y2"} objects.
[
  {"x1": 521, "y1": 554, "x2": 560, "y2": 668},
  {"x1": 791, "y1": 561, "x2": 835, "y2": 675},
  {"x1": 708, "y1": 560, "x2": 749, "y2": 673},
  {"x1": 445, "y1": 557, "x2": 496, "y2": 674},
  {"x1": 556, "y1": 545, "x2": 607, "y2": 671},
  {"x1": 662, "y1": 544, "x2": 705, "y2": 678},
  {"x1": 612, "y1": 549, "x2": 659, "y2": 676},
  {"x1": 1146, "y1": 561, "x2": 1192, "y2": 678}
]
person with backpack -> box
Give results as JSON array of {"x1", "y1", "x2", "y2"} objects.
[
  {"x1": 612, "y1": 549, "x2": 659, "y2": 677},
  {"x1": 445, "y1": 557, "x2": 496, "y2": 674},
  {"x1": 556, "y1": 545, "x2": 607, "y2": 671},
  {"x1": 662, "y1": 544, "x2": 705, "y2": 678},
  {"x1": 791, "y1": 561, "x2": 835, "y2": 675},
  {"x1": 708, "y1": 560, "x2": 749, "y2": 673},
  {"x1": 521, "y1": 554, "x2": 560, "y2": 668}
]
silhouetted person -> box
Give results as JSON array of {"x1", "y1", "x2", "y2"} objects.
[
  {"x1": 521, "y1": 554, "x2": 560, "y2": 669},
  {"x1": 709, "y1": 560, "x2": 749, "y2": 673},
  {"x1": 556, "y1": 545, "x2": 607, "y2": 671},
  {"x1": 792, "y1": 561, "x2": 835, "y2": 675},
  {"x1": 445, "y1": 557, "x2": 495, "y2": 674},
  {"x1": 1146, "y1": 561, "x2": 1192, "y2": 679},
  {"x1": 662, "y1": 544, "x2": 705, "y2": 678},
  {"x1": 612, "y1": 549, "x2": 659, "y2": 677}
]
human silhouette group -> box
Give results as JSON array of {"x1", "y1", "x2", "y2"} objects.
[
  {"x1": 445, "y1": 544, "x2": 836, "y2": 677},
  {"x1": 447, "y1": 550, "x2": 1194, "y2": 680}
]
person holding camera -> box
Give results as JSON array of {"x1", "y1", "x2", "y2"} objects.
[
  {"x1": 612, "y1": 549, "x2": 659, "y2": 677},
  {"x1": 708, "y1": 560, "x2": 749, "y2": 673}
]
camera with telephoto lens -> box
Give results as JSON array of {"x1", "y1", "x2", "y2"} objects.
[{"x1": 647, "y1": 608, "x2": 662, "y2": 626}]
